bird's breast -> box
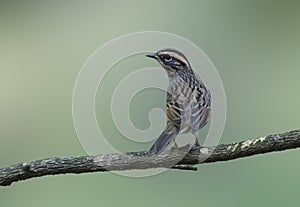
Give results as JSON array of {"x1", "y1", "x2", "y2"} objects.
[{"x1": 168, "y1": 85, "x2": 198, "y2": 133}]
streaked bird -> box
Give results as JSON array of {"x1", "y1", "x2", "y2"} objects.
[{"x1": 146, "y1": 48, "x2": 211, "y2": 154}]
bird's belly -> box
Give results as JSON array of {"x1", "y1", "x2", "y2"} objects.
[{"x1": 178, "y1": 103, "x2": 193, "y2": 134}]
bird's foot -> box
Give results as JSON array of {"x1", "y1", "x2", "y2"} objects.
[
  {"x1": 190, "y1": 144, "x2": 204, "y2": 151},
  {"x1": 170, "y1": 144, "x2": 180, "y2": 151},
  {"x1": 189, "y1": 144, "x2": 215, "y2": 155}
]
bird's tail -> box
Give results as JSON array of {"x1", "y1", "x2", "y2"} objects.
[{"x1": 149, "y1": 125, "x2": 178, "y2": 154}]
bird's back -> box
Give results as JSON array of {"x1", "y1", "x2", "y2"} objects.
[{"x1": 167, "y1": 70, "x2": 211, "y2": 135}]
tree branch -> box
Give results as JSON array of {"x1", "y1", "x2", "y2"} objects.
[{"x1": 1, "y1": 129, "x2": 300, "y2": 186}]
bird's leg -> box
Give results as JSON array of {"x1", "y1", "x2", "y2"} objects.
[
  {"x1": 172, "y1": 138, "x2": 179, "y2": 148},
  {"x1": 189, "y1": 134, "x2": 202, "y2": 151},
  {"x1": 170, "y1": 138, "x2": 179, "y2": 151},
  {"x1": 194, "y1": 134, "x2": 201, "y2": 146}
]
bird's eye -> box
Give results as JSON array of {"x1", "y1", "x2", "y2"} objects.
[{"x1": 164, "y1": 55, "x2": 172, "y2": 62}]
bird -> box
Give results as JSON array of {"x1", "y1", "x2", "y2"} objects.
[{"x1": 146, "y1": 48, "x2": 211, "y2": 154}]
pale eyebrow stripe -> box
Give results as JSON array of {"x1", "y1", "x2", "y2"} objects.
[{"x1": 159, "y1": 52, "x2": 189, "y2": 66}]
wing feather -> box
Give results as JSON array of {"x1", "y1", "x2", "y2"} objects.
[
  {"x1": 190, "y1": 83, "x2": 211, "y2": 134},
  {"x1": 166, "y1": 92, "x2": 183, "y2": 132}
]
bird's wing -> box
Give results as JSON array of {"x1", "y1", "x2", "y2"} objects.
[
  {"x1": 191, "y1": 84, "x2": 211, "y2": 133},
  {"x1": 166, "y1": 92, "x2": 183, "y2": 132}
]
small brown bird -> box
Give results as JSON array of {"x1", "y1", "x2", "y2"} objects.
[{"x1": 146, "y1": 48, "x2": 211, "y2": 154}]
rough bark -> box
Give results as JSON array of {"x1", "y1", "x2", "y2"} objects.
[{"x1": 1, "y1": 129, "x2": 299, "y2": 186}]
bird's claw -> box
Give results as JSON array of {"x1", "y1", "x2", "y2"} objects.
[{"x1": 189, "y1": 144, "x2": 206, "y2": 152}]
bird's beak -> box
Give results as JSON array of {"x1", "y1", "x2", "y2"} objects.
[{"x1": 146, "y1": 53, "x2": 158, "y2": 59}]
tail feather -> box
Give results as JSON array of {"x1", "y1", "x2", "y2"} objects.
[{"x1": 149, "y1": 126, "x2": 178, "y2": 154}]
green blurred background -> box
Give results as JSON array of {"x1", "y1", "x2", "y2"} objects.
[{"x1": 1, "y1": 0, "x2": 300, "y2": 206}]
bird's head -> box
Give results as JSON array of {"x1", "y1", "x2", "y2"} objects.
[{"x1": 146, "y1": 48, "x2": 191, "y2": 76}]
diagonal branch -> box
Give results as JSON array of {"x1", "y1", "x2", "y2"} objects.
[{"x1": 1, "y1": 129, "x2": 300, "y2": 186}]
